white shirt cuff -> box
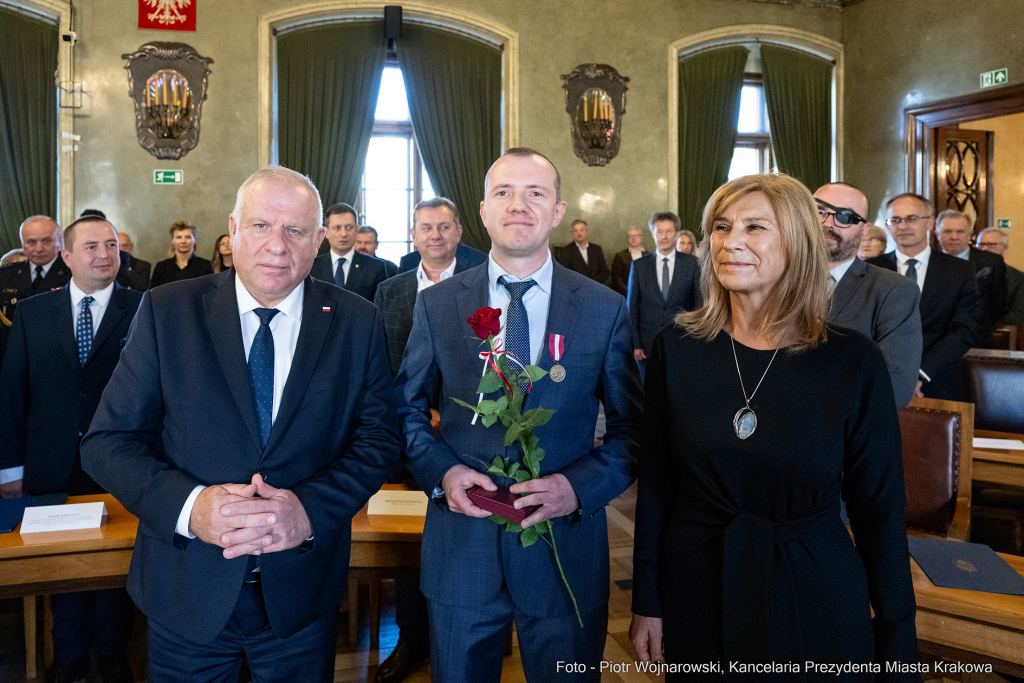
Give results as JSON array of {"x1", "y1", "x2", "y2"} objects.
[
  {"x1": 0, "y1": 467, "x2": 24, "y2": 485},
  {"x1": 918, "y1": 369, "x2": 932, "y2": 383},
  {"x1": 175, "y1": 485, "x2": 207, "y2": 538}
]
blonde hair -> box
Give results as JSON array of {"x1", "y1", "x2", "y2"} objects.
[{"x1": 677, "y1": 174, "x2": 829, "y2": 351}]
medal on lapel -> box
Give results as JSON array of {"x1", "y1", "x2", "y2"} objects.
[{"x1": 548, "y1": 333, "x2": 566, "y2": 382}]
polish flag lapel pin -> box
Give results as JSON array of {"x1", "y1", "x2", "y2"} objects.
[{"x1": 322, "y1": 306, "x2": 331, "y2": 312}]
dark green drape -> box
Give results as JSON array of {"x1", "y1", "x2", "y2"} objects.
[
  {"x1": 761, "y1": 45, "x2": 832, "y2": 192},
  {"x1": 277, "y1": 22, "x2": 385, "y2": 213},
  {"x1": 0, "y1": 8, "x2": 57, "y2": 253},
  {"x1": 677, "y1": 47, "x2": 748, "y2": 236},
  {"x1": 397, "y1": 24, "x2": 502, "y2": 252}
]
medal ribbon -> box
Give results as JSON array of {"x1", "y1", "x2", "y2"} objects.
[
  {"x1": 472, "y1": 340, "x2": 532, "y2": 425},
  {"x1": 548, "y1": 333, "x2": 564, "y2": 362}
]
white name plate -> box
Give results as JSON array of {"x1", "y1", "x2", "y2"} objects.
[
  {"x1": 367, "y1": 490, "x2": 428, "y2": 516},
  {"x1": 20, "y1": 502, "x2": 107, "y2": 533},
  {"x1": 974, "y1": 438, "x2": 1024, "y2": 451}
]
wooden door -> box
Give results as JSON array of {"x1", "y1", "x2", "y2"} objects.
[{"x1": 934, "y1": 125, "x2": 993, "y2": 233}]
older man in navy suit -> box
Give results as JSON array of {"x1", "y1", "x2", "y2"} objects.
[
  {"x1": 82, "y1": 167, "x2": 401, "y2": 683},
  {"x1": 396, "y1": 148, "x2": 642, "y2": 683}
]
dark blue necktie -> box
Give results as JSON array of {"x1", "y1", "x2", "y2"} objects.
[
  {"x1": 76, "y1": 296, "x2": 94, "y2": 367},
  {"x1": 499, "y1": 276, "x2": 536, "y2": 392},
  {"x1": 661, "y1": 257, "x2": 671, "y2": 301},
  {"x1": 905, "y1": 258, "x2": 918, "y2": 285},
  {"x1": 334, "y1": 257, "x2": 347, "y2": 288},
  {"x1": 248, "y1": 308, "x2": 279, "y2": 446}
]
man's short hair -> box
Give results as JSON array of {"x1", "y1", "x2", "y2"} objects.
[
  {"x1": 495, "y1": 147, "x2": 561, "y2": 202},
  {"x1": 977, "y1": 227, "x2": 1009, "y2": 245},
  {"x1": 358, "y1": 226, "x2": 379, "y2": 240},
  {"x1": 325, "y1": 202, "x2": 357, "y2": 222},
  {"x1": 885, "y1": 192, "x2": 933, "y2": 217},
  {"x1": 571, "y1": 219, "x2": 587, "y2": 228},
  {"x1": 413, "y1": 197, "x2": 461, "y2": 228},
  {"x1": 232, "y1": 166, "x2": 323, "y2": 228},
  {"x1": 79, "y1": 208, "x2": 107, "y2": 220},
  {"x1": 626, "y1": 225, "x2": 642, "y2": 235},
  {"x1": 935, "y1": 209, "x2": 971, "y2": 231},
  {"x1": 65, "y1": 215, "x2": 115, "y2": 252},
  {"x1": 649, "y1": 211, "x2": 681, "y2": 232},
  {"x1": 19, "y1": 215, "x2": 59, "y2": 241},
  {"x1": 816, "y1": 182, "x2": 870, "y2": 217}
]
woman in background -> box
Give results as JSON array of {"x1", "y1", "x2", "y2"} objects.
[
  {"x1": 211, "y1": 234, "x2": 232, "y2": 273},
  {"x1": 675, "y1": 231, "x2": 695, "y2": 255},
  {"x1": 859, "y1": 223, "x2": 888, "y2": 259},
  {"x1": 149, "y1": 221, "x2": 213, "y2": 288}
]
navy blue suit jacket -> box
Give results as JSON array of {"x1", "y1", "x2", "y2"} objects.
[
  {"x1": 395, "y1": 260, "x2": 641, "y2": 618},
  {"x1": 0, "y1": 284, "x2": 142, "y2": 495},
  {"x1": 398, "y1": 242, "x2": 488, "y2": 274},
  {"x1": 627, "y1": 251, "x2": 701, "y2": 356},
  {"x1": 81, "y1": 271, "x2": 402, "y2": 643},
  {"x1": 310, "y1": 249, "x2": 389, "y2": 302}
]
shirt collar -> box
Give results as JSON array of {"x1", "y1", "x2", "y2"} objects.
[
  {"x1": 69, "y1": 279, "x2": 114, "y2": 308},
  {"x1": 895, "y1": 244, "x2": 931, "y2": 267},
  {"x1": 488, "y1": 251, "x2": 553, "y2": 296},
  {"x1": 829, "y1": 257, "x2": 856, "y2": 284},
  {"x1": 235, "y1": 273, "x2": 304, "y2": 323},
  {"x1": 416, "y1": 258, "x2": 457, "y2": 287},
  {"x1": 955, "y1": 248, "x2": 970, "y2": 260},
  {"x1": 331, "y1": 247, "x2": 354, "y2": 264},
  {"x1": 656, "y1": 248, "x2": 675, "y2": 259}
]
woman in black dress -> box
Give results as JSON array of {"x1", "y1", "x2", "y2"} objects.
[
  {"x1": 630, "y1": 174, "x2": 918, "y2": 680},
  {"x1": 211, "y1": 233, "x2": 232, "y2": 273},
  {"x1": 149, "y1": 220, "x2": 213, "y2": 288}
]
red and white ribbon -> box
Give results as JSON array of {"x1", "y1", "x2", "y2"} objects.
[{"x1": 549, "y1": 333, "x2": 564, "y2": 362}]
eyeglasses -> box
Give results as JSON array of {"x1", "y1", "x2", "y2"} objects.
[
  {"x1": 978, "y1": 241, "x2": 1003, "y2": 249},
  {"x1": 885, "y1": 215, "x2": 928, "y2": 227},
  {"x1": 815, "y1": 199, "x2": 865, "y2": 227}
]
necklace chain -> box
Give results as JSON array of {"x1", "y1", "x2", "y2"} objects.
[{"x1": 730, "y1": 336, "x2": 780, "y2": 408}]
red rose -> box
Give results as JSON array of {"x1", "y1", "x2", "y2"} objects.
[{"x1": 467, "y1": 307, "x2": 501, "y2": 339}]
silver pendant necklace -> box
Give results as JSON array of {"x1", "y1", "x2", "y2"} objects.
[{"x1": 730, "y1": 335, "x2": 780, "y2": 439}]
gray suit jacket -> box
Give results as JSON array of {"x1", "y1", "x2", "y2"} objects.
[{"x1": 828, "y1": 258, "x2": 922, "y2": 408}]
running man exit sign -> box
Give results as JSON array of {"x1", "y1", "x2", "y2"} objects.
[{"x1": 153, "y1": 170, "x2": 183, "y2": 184}]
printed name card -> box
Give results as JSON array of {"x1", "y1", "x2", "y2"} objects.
[
  {"x1": 973, "y1": 438, "x2": 1024, "y2": 451},
  {"x1": 20, "y1": 502, "x2": 107, "y2": 533},
  {"x1": 367, "y1": 490, "x2": 428, "y2": 516}
]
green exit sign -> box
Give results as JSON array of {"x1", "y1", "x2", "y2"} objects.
[
  {"x1": 154, "y1": 170, "x2": 183, "y2": 185},
  {"x1": 980, "y1": 68, "x2": 1008, "y2": 88},
  {"x1": 997, "y1": 219, "x2": 1012, "y2": 229}
]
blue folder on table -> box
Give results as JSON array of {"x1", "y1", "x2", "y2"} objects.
[
  {"x1": 908, "y1": 536, "x2": 1024, "y2": 596},
  {"x1": 0, "y1": 494, "x2": 69, "y2": 533}
]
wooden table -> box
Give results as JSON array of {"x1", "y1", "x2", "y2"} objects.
[{"x1": 973, "y1": 447, "x2": 1024, "y2": 488}]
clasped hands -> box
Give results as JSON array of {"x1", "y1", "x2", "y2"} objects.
[
  {"x1": 441, "y1": 464, "x2": 579, "y2": 529},
  {"x1": 189, "y1": 473, "x2": 311, "y2": 560}
]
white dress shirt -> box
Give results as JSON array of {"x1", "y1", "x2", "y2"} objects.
[
  {"x1": 487, "y1": 252, "x2": 553, "y2": 366},
  {"x1": 0, "y1": 279, "x2": 116, "y2": 485},
  {"x1": 416, "y1": 258, "x2": 457, "y2": 294},
  {"x1": 31, "y1": 256, "x2": 57, "y2": 282},
  {"x1": 895, "y1": 245, "x2": 931, "y2": 292},
  {"x1": 575, "y1": 243, "x2": 589, "y2": 265},
  {"x1": 829, "y1": 257, "x2": 856, "y2": 288},
  {"x1": 174, "y1": 275, "x2": 305, "y2": 538},
  {"x1": 655, "y1": 250, "x2": 676, "y2": 294},
  {"x1": 331, "y1": 248, "x2": 354, "y2": 284},
  {"x1": 954, "y1": 248, "x2": 970, "y2": 260},
  {"x1": 629, "y1": 248, "x2": 644, "y2": 260}
]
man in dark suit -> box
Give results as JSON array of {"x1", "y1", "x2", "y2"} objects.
[
  {"x1": 395, "y1": 148, "x2": 641, "y2": 683},
  {"x1": 610, "y1": 226, "x2": 648, "y2": 297},
  {"x1": 867, "y1": 193, "x2": 981, "y2": 401},
  {"x1": 556, "y1": 219, "x2": 610, "y2": 285},
  {"x1": 977, "y1": 228, "x2": 1024, "y2": 326},
  {"x1": 371, "y1": 196, "x2": 476, "y2": 683},
  {"x1": 356, "y1": 226, "x2": 398, "y2": 277},
  {"x1": 813, "y1": 183, "x2": 922, "y2": 407},
  {"x1": 398, "y1": 240, "x2": 487, "y2": 274},
  {"x1": 310, "y1": 202, "x2": 389, "y2": 301},
  {"x1": 81, "y1": 167, "x2": 402, "y2": 682},
  {"x1": 0, "y1": 216, "x2": 141, "y2": 683},
  {"x1": 627, "y1": 211, "x2": 700, "y2": 375},
  {"x1": 117, "y1": 232, "x2": 151, "y2": 291},
  {"x1": 935, "y1": 209, "x2": 1007, "y2": 346}
]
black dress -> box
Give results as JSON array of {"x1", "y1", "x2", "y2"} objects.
[
  {"x1": 632, "y1": 326, "x2": 918, "y2": 681},
  {"x1": 149, "y1": 255, "x2": 214, "y2": 289}
]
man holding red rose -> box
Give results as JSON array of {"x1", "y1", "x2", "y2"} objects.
[{"x1": 395, "y1": 148, "x2": 642, "y2": 683}]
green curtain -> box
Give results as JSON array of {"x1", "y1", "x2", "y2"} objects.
[
  {"x1": 277, "y1": 22, "x2": 385, "y2": 213},
  {"x1": 761, "y1": 45, "x2": 832, "y2": 192},
  {"x1": 397, "y1": 24, "x2": 502, "y2": 252},
  {"x1": 677, "y1": 47, "x2": 748, "y2": 236},
  {"x1": 0, "y1": 8, "x2": 57, "y2": 253}
]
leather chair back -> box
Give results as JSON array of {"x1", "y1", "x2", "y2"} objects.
[{"x1": 964, "y1": 349, "x2": 1024, "y2": 434}]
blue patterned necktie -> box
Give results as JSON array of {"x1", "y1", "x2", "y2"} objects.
[
  {"x1": 334, "y1": 257, "x2": 347, "y2": 288},
  {"x1": 76, "y1": 296, "x2": 94, "y2": 367},
  {"x1": 499, "y1": 276, "x2": 536, "y2": 392},
  {"x1": 905, "y1": 258, "x2": 919, "y2": 286},
  {"x1": 248, "y1": 308, "x2": 279, "y2": 446}
]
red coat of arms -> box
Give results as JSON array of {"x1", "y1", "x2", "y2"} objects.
[{"x1": 138, "y1": 0, "x2": 196, "y2": 32}]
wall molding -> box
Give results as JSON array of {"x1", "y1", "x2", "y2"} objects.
[
  {"x1": 257, "y1": 1, "x2": 519, "y2": 169},
  {"x1": 667, "y1": 24, "x2": 844, "y2": 210}
]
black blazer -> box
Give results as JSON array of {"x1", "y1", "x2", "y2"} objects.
[
  {"x1": 610, "y1": 248, "x2": 648, "y2": 297},
  {"x1": 310, "y1": 250, "x2": 389, "y2": 302},
  {"x1": 868, "y1": 250, "x2": 981, "y2": 400},
  {"x1": 398, "y1": 242, "x2": 488, "y2": 274},
  {"x1": 124, "y1": 254, "x2": 152, "y2": 292},
  {"x1": 381, "y1": 258, "x2": 399, "y2": 278},
  {"x1": 0, "y1": 255, "x2": 72, "y2": 372},
  {"x1": 556, "y1": 242, "x2": 610, "y2": 285},
  {"x1": 1000, "y1": 264, "x2": 1024, "y2": 326},
  {"x1": 373, "y1": 255, "x2": 476, "y2": 376},
  {"x1": 967, "y1": 247, "x2": 1008, "y2": 339},
  {"x1": 0, "y1": 284, "x2": 143, "y2": 495},
  {"x1": 149, "y1": 254, "x2": 214, "y2": 289},
  {"x1": 81, "y1": 272, "x2": 401, "y2": 643},
  {"x1": 627, "y1": 251, "x2": 701, "y2": 356}
]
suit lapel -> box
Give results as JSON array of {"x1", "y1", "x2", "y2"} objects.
[
  {"x1": 88, "y1": 285, "x2": 130, "y2": 362},
  {"x1": 52, "y1": 289, "x2": 80, "y2": 369},
  {"x1": 457, "y1": 266, "x2": 490, "y2": 359},
  {"x1": 649, "y1": 255, "x2": 667, "y2": 304},
  {"x1": 264, "y1": 278, "x2": 333, "y2": 454},
  {"x1": 204, "y1": 273, "x2": 264, "y2": 454},
  {"x1": 529, "y1": 264, "x2": 584, "y2": 409},
  {"x1": 919, "y1": 253, "x2": 943, "y2": 315},
  {"x1": 829, "y1": 258, "x2": 866, "y2": 319},
  {"x1": 345, "y1": 252, "x2": 368, "y2": 292}
]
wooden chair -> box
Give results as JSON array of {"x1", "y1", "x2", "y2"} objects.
[
  {"x1": 901, "y1": 397, "x2": 973, "y2": 541},
  {"x1": 964, "y1": 348, "x2": 1024, "y2": 436}
]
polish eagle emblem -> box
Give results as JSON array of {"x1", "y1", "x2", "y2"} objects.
[{"x1": 143, "y1": 0, "x2": 192, "y2": 26}]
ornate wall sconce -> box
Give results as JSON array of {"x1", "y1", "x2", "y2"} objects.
[
  {"x1": 122, "y1": 42, "x2": 213, "y2": 160},
  {"x1": 561, "y1": 64, "x2": 629, "y2": 167}
]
